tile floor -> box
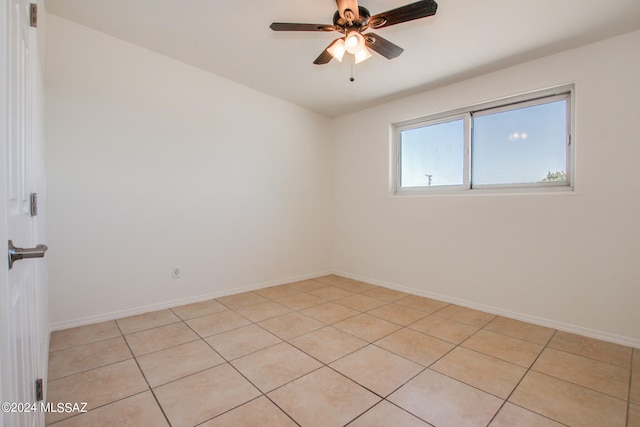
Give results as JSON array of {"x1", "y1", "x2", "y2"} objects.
[{"x1": 46, "y1": 275, "x2": 639, "y2": 427}]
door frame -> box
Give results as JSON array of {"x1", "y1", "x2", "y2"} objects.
[{"x1": 1, "y1": 0, "x2": 14, "y2": 422}]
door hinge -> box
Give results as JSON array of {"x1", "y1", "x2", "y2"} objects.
[
  {"x1": 30, "y1": 193, "x2": 38, "y2": 217},
  {"x1": 35, "y1": 378, "x2": 43, "y2": 401},
  {"x1": 30, "y1": 3, "x2": 37, "y2": 28}
]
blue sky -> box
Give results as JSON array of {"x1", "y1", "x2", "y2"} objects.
[{"x1": 400, "y1": 100, "x2": 567, "y2": 188}]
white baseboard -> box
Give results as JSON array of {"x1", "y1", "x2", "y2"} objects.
[
  {"x1": 49, "y1": 270, "x2": 331, "y2": 331},
  {"x1": 50, "y1": 269, "x2": 640, "y2": 350},
  {"x1": 334, "y1": 271, "x2": 640, "y2": 349}
]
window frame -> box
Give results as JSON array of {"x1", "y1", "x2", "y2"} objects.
[{"x1": 392, "y1": 85, "x2": 574, "y2": 195}]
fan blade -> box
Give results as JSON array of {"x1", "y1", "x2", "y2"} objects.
[
  {"x1": 368, "y1": 0, "x2": 438, "y2": 29},
  {"x1": 364, "y1": 33, "x2": 403, "y2": 59},
  {"x1": 270, "y1": 23, "x2": 336, "y2": 32},
  {"x1": 313, "y1": 39, "x2": 340, "y2": 65},
  {"x1": 314, "y1": 50, "x2": 333, "y2": 65}
]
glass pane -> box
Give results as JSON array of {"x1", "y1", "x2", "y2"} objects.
[
  {"x1": 472, "y1": 99, "x2": 567, "y2": 186},
  {"x1": 400, "y1": 119, "x2": 464, "y2": 188}
]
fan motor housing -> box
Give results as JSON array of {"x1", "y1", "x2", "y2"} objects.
[{"x1": 333, "y1": 6, "x2": 370, "y2": 30}]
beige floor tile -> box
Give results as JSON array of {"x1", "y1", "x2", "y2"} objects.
[
  {"x1": 272, "y1": 292, "x2": 325, "y2": 310},
  {"x1": 301, "y1": 302, "x2": 359, "y2": 324},
  {"x1": 170, "y1": 299, "x2": 227, "y2": 320},
  {"x1": 289, "y1": 326, "x2": 367, "y2": 364},
  {"x1": 632, "y1": 363, "x2": 640, "y2": 404},
  {"x1": 434, "y1": 304, "x2": 496, "y2": 328},
  {"x1": 49, "y1": 285, "x2": 635, "y2": 427},
  {"x1": 308, "y1": 286, "x2": 355, "y2": 301},
  {"x1": 489, "y1": 402, "x2": 564, "y2": 427},
  {"x1": 200, "y1": 396, "x2": 296, "y2": 427},
  {"x1": 431, "y1": 347, "x2": 526, "y2": 399},
  {"x1": 235, "y1": 300, "x2": 292, "y2": 322},
  {"x1": 254, "y1": 284, "x2": 300, "y2": 299},
  {"x1": 409, "y1": 315, "x2": 478, "y2": 344},
  {"x1": 509, "y1": 371, "x2": 627, "y2": 427},
  {"x1": 334, "y1": 294, "x2": 387, "y2": 312},
  {"x1": 216, "y1": 291, "x2": 268, "y2": 309},
  {"x1": 154, "y1": 364, "x2": 260, "y2": 427},
  {"x1": 362, "y1": 287, "x2": 408, "y2": 302},
  {"x1": 268, "y1": 367, "x2": 380, "y2": 426},
  {"x1": 48, "y1": 391, "x2": 168, "y2": 427},
  {"x1": 629, "y1": 403, "x2": 640, "y2": 427},
  {"x1": 375, "y1": 328, "x2": 454, "y2": 366},
  {"x1": 389, "y1": 369, "x2": 503, "y2": 427},
  {"x1": 368, "y1": 303, "x2": 428, "y2": 326},
  {"x1": 330, "y1": 345, "x2": 423, "y2": 397},
  {"x1": 186, "y1": 310, "x2": 251, "y2": 338},
  {"x1": 116, "y1": 309, "x2": 180, "y2": 334},
  {"x1": 349, "y1": 400, "x2": 431, "y2": 427},
  {"x1": 205, "y1": 324, "x2": 281, "y2": 360},
  {"x1": 286, "y1": 278, "x2": 331, "y2": 292},
  {"x1": 258, "y1": 312, "x2": 324, "y2": 340},
  {"x1": 49, "y1": 321, "x2": 121, "y2": 352},
  {"x1": 124, "y1": 322, "x2": 199, "y2": 356},
  {"x1": 137, "y1": 340, "x2": 225, "y2": 387},
  {"x1": 46, "y1": 359, "x2": 148, "y2": 424},
  {"x1": 333, "y1": 279, "x2": 378, "y2": 293},
  {"x1": 394, "y1": 295, "x2": 449, "y2": 313},
  {"x1": 548, "y1": 331, "x2": 632, "y2": 368},
  {"x1": 333, "y1": 313, "x2": 401, "y2": 342},
  {"x1": 462, "y1": 329, "x2": 543, "y2": 367},
  {"x1": 231, "y1": 342, "x2": 322, "y2": 392},
  {"x1": 631, "y1": 348, "x2": 640, "y2": 404},
  {"x1": 484, "y1": 316, "x2": 555, "y2": 345},
  {"x1": 532, "y1": 347, "x2": 630, "y2": 400},
  {"x1": 314, "y1": 274, "x2": 349, "y2": 286},
  {"x1": 48, "y1": 336, "x2": 132, "y2": 380}
]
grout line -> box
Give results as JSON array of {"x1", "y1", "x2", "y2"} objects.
[
  {"x1": 116, "y1": 320, "x2": 173, "y2": 427},
  {"x1": 48, "y1": 326, "x2": 123, "y2": 353},
  {"x1": 47, "y1": 356, "x2": 135, "y2": 383},
  {"x1": 485, "y1": 329, "x2": 562, "y2": 426},
  {"x1": 261, "y1": 394, "x2": 302, "y2": 427},
  {"x1": 45, "y1": 390, "x2": 152, "y2": 427},
  {"x1": 48, "y1": 276, "x2": 635, "y2": 426},
  {"x1": 376, "y1": 400, "x2": 437, "y2": 427}
]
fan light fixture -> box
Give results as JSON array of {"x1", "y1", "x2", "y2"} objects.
[
  {"x1": 354, "y1": 47, "x2": 372, "y2": 64},
  {"x1": 327, "y1": 38, "x2": 346, "y2": 62},
  {"x1": 328, "y1": 31, "x2": 372, "y2": 63},
  {"x1": 345, "y1": 31, "x2": 364, "y2": 54}
]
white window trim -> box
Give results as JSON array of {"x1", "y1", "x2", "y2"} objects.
[{"x1": 391, "y1": 85, "x2": 575, "y2": 196}]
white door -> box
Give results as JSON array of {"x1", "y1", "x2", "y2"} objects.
[{"x1": 1, "y1": 1, "x2": 47, "y2": 426}]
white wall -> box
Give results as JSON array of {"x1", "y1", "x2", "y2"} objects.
[
  {"x1": 331, "y1": 30, "x2": 640, "y2": 346},
  {"x1": 45, "y1": 15, "x2": 332, "y2": 329},
  {"x1": 46, "y1": 13, "x2": 640, "y2": 346}
]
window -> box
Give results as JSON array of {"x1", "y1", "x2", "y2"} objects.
[
  {"x1": 400, "y1": 117, "x2": 465, "y2": 188},
  {"x1": 394, "y1": 87, "x2": 573, "y2": 194}
]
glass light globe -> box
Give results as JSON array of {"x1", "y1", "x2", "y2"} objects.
[{"x1": 344, "y1": 31, "x2": 365, "y2": 55}]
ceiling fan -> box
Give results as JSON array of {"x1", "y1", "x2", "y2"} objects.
[{"x1": 270, "y1": 0, "x2": 438, "y2": 65}]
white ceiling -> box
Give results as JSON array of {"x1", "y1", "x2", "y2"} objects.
[{"x1": 45, "y1": 0, "x2": 640, "y2": 117}]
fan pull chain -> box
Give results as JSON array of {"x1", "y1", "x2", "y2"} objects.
[{"x1": 350, "y1": 59, "x2": 355, "y2": 82}]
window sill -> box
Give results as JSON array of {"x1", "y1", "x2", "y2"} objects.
[{"x1": 393, "y1": 184, "x2": 574, "y2": 197}]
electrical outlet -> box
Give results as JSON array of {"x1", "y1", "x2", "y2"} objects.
[{"x1": 171, "y1": 266, "x2": 182, "y2": 279}]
